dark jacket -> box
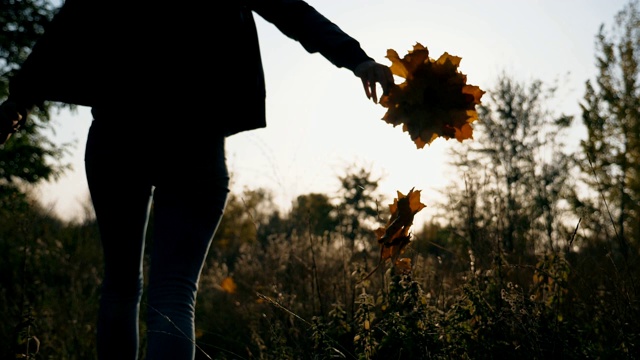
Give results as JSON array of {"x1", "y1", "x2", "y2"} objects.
[{"x1": 9, "y1": 0, "x2": 373, "y2": 136}]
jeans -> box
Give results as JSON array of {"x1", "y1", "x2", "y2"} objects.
[{"x1": 85, "y1": 109, "x2": 229, "y2": 360}]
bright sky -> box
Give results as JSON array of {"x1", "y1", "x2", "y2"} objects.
[{"x1": 35, "y1": 0, "x2": 631, "y2": 226}]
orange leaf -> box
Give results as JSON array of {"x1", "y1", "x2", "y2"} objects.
[
  {"x1": 376, "y1": 188, "x2": 426, "y2": 263},
  {"x1": 221, "y1": 277, "x2": 237, "y2": 294},
  {"x1": 394, "y1": 258, "x2": 412, "y2": 275},
  {"x1": 455, "y1": 123, "x2": 474, "y2": 142},
  {"x1": 361, "y1": 188, "x2": 426, "y2": 281},
  {"x1": 380, "y1": 42, "x2": 485, "y2": 148}
]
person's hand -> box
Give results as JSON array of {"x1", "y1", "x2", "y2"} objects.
[
  {"x1": 0, "y1": 101, "x2": 26, "y2": 145},
  {"x1": 354, "y1": 60, "x2": 394, "y2": 104}
]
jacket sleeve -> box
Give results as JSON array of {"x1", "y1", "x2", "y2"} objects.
[{"x1": 245, "y1": 0, "x2": 373, "y2": 73}]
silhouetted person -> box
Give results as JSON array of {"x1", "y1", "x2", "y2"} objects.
[{"x1": 0, "y1": 1, "x2": 394, "y2": 359}]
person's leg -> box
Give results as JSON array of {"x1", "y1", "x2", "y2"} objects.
[
  {"x1": 85, "y1": 116, "x2": 153, "y2": 360},
  {"x1": 145, "y1": 134, "x2": 229, "y2": 360}
]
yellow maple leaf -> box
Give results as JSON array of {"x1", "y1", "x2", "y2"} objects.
[
  {"x1": 380, "y1": 42, "x2": 485, "y2": 148},
  {"x1": 363, "y1": 188, "x2": 426, "y2": 280}
]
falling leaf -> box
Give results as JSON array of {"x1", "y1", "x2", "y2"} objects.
[
  {"x1": 380, "y1": 42, "x2": 485, "y2": 148},
  {"x1": 221, "y1": 277, "x2": 237, "y2": 294},
  {"x1": 376, "y1": 188, "x2": 426, "y2": 259},
  {"x1": 363, "y1": 188, "x2": 426, "y2": 280}
]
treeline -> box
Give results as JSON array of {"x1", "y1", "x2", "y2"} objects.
[{"x1": 1, "y1": 0, "x2": 640, "y2": 359}]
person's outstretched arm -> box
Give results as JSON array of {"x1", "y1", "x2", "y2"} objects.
[{"x1": 247, "y1": 0, "x2": 394, "y2": 102}]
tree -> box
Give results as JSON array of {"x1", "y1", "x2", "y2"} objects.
[
  {"x1": 210, "y1": 187, "x2": 277, "y2": 266},
  {"x1": 334, "y1": 165, "x2": 386, "y2": 251},
  {"x1": 0, "y1": 0, "x2": 56, "y2": 77},
  {"x1": 575, "y1": 0, "x2": 640, "y2": 257},
  {"x1": 289, "y1": 193, "x2": 338, "y2": 238},
  {"x1": 443, "y1": 74, "x2": 573, "y2": 256},
  {"x1": 1, "y1": 0, "x2": 70, "y2": 203}
]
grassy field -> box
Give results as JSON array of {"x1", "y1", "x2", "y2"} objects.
[{"x1": 1, "y1": 185, "x2": 638, "y2": 359}]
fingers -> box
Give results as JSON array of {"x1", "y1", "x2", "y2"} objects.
[
  {"x1": 0, "y1": 106, "x2": 23, "y2": 132},
  {"x1": 374, "y1": 64, "x2": 394, "y2": 101},
  {"x1": 362, "y1": 78, "x2": 379, "y2": 104},
  {"x1": 380, "y1": 65, "x2": 394, "y2": 94},
  {"x1": 361, "y1": 77, "x2": 372, "y2": 101},
  {"x1": 370, "y1": 80, "x2": 379, "y2": 103},
  {"x1": 0, "y1": 102, "x2": 25, "y2": 144},
  {"x1": 355, "y1": 61, "x2": 395, "y2": 104}
]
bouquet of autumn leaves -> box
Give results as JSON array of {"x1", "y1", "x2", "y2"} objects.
[{"x1": 380, "y1": 42, "x2": 485, "y2": 148}]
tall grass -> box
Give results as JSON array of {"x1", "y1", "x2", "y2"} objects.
[
  {"x1": 0, "y1": 188, "x2": 638, "y2": 359},
  {"x1": 194, "y1": 220, "x2": 638, "y2": 359}
]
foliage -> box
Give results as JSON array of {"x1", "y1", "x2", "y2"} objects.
[
  {"x1": 370, "y1": 188, "x2": 425, "y2": 278},
  {"x1": 0, "y1": 190, "x2": 101, "y2": 359},
  {"x1": 289, "y1": 193, "x2": 338, "y2": 238},
  {"x1": 0, "y1": 0, "x2": 71, "y2": 202},
  {"x1": 333, "y1": 165, "x2": 386, "y2": 250},
  {"x1": 1, "y1": 175, "x2": 639, "y2": 359},
  {"x1": 443, "y1": 73, "x2": 574, "y2": 256},
  {"x1": 574, "y1": 0, "x2": 640, "y2": 257},
  {"x1": 380, "y1": 42, "x2": 485, "y2": 148},
  {"x1": 0, "y1": 0, "x2": 56, "y2": 77},
  {"x1": 1, "y1": 2, "x2": 639, "y2": 358},
  {"x1": 209, "y1": 187, "x2": 277, "y2": 267}
]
